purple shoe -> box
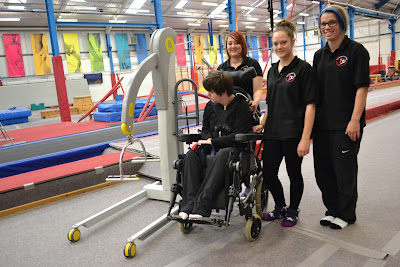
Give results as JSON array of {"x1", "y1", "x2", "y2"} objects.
[
  {"x1": 281, "y1": 208, "x2": 299, "y2": 227},
  {"x1": 262, "y1": 206, "x2": 286, "y2": 221}
]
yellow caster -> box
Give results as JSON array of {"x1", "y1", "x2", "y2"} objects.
[
  {"x1": 124, "y1": 242, "x2": 136, "y2": 258},
  {"x1": 244, "y1": 214, "x2": 262, "y2": 242},
  {"x1": 68, "y1": 228, "x2": 81, "y2": 242}
]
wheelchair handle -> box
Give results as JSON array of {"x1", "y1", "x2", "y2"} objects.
[
  {"x1": 210, "y1": 67, "x2": 257, "y2": 84},
  {"x1": 235, "y1": 133, "x2": 263, "y2": 142}
]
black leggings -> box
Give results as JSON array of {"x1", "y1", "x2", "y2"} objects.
[{"x1": 262, "y1": 138, "x2": 304, "y2": 210}]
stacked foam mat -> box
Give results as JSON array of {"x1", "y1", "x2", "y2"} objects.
[
  {"x1": 0, "y1": 108, "x2": 32, "y2": 125},
  {"x1": 93, "y1": 98, "x2": 157, "y2": 122}
]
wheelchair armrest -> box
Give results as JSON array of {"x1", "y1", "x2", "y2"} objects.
[
  {"x1": 235, "y1": 133, "x2": 263, "y2": 142},
  {"x1": 178, "y1": 133, "x2": 202, "y2": 144}
]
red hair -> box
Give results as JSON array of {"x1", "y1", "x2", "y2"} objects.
[{"x1": 225, "y1": 30, "x2": 248, "y2": 59}]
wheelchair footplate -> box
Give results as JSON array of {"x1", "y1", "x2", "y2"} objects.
[{"x1": 168, "y1": 214, "x2": 226, "y2": 227}]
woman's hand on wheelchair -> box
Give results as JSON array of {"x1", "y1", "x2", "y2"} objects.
[
  {"x1": 248, "y1": 100, "x2": 259, "y2": 113},
  {"x1": 198, "y1": 138, "x2": 212, "y2": 145},
  {"x1": 253, "y1": 124, "x2": 264, "y2": 133}
]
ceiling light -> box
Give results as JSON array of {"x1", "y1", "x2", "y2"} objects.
[
  {"x1": 129, "y1": 0, "x2": 147, "y2": 9},
  {"x1": 245, "y1": 26, "x2": 256, "y2": 29},
  {"x1": 202, "y1": 2, "x2": 218, "y2": 6},
  {"x1": 286, "y1": 3, "x2": 293, "y2": 10},
  {"x1": 74, "y1": 6, "x2": 97, "y2": 10},
  {"x1": 247, "y1": 17, "x2": 258, "y2": 21},
  {"x1": 255, "y1": 0, "x2": 267, "y2": 8},
  {"x1": 266, "y1": 19, "x2": 270, "y2": 22},
  {"x1": 297, "y1": 21, "x2": 305, "y2": 25},
  {"x1": 312, "y1": 1, "x2": 320, "y2": 3},
  {"x1": 0, "y1": 17, "x2": 21, "y2": 21},
  {"x1": 212, "y1": 14, "x2": 227, "y2": 18},
  {"x1": 8, "y1": 0, "x2": 26, "y2": 3},
  {"x1": 57, "y1": 19, "x2": 78, "y2": 22},
  {"x1": 175, "y1": 0, "x2": 188, "y2": 9},
  {"x1": 299, "y1": 13, "x2": 309, "y2": 16},
  {"x1": 8, "y1": 6, "x2": 25, "y2": 10},
  {"x1": 273, "y1": 10, "x2": 280, "y2": 13},
  {"x1": 109, "y1": 20, "x2": 127, "y2": 23},
  {"x1": 188, "y1": 23, "x2": 201, "y2": 26},
  {"x1": 70, "y1": 0, "x2": 85, "y2": 2},
  {"x1": 126, "y1": 9, "x2": 150, "y2": 14},
  {"x1": 219, "y1": 25, "x2": 229, "y2": 27},
  {"x1": 241, "y1": 6, "x2": 254, "y2": 10},
  {"x1": 177, "y1": 12, "x2": 193, "y2": 16},
  {"x1": 210, "y1": 3, "x2": 227, "y2": 17}
]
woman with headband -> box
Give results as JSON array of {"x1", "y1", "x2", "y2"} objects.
[{"x1": 312, "y1": 5, "x2": 370, "y2": 229}]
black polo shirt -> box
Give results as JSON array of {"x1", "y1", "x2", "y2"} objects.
[
  {"x1": 264, "y1": 56, "x2": 317, "y2": 140},
  {"x1": 217, "y1": 56, "x2": 263, "y2": 97},
  {"x1": 313, "y1": 35, "x2": 370, "y2": 131}
]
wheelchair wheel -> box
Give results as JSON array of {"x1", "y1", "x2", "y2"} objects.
[
  {"x1": 244, "y1": 214, "x2": 262, "y2": 242},
  {"x1": 255, "y1": 177, "x2": 267, "y2": 217},
  {"x1": 178, "y1": 222, "x2": 193, "y2": 234}
]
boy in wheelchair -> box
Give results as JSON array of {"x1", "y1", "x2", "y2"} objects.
[{"x1": 168, "y1": 71, "x2": 265, "y2": 239}]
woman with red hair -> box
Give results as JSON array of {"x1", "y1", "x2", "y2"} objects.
[{"x1": 217, "y1": 30, "x2": 263, "y2": 114}]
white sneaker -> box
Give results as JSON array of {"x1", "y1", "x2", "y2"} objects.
[
  {"x1": 178, "y1": 212, "x2": 188, "y2": 220},
  {"x1": 189, "y1": 214, "x2": 203, "y2": 220},
  {"x1": 320, "y1": 215, "x2": 335, "y2": 226},
  {"x1": 330, "y1": 217, "x2": 348, "y2": 229}
]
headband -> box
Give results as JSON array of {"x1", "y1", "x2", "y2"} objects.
[{"x1": 320, "y1": 7, "x2": 346, "y2": 31}]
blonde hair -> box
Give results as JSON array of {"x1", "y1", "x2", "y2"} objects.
[{"x1": 274, "y1": 19, "x2": 296, "y2": 40}]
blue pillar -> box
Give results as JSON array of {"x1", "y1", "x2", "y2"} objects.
[
  {"x1": 187, "y1": 35, "x2": 194, "y2": 69},
  {"x1": 319, "y1": 2, "x2": 326, "y2": 48},
  {"x1": 280, "y1": 0, "x2": 287, "y2": 19},
  {"x1": 227, "y1": 0, "x2": 237, "y2": 31},
  {"x1": 268, "y1": 36, "x2": 273, "y2": 64},
  {"x1": 245, "y1": 35, "x2": 250, "y2": 57},
  {"x1": 302, "y1": 17, "x2": 306, "y2": 61},
  {"x1": 389, "y1": 19, "x2": 396, "y2": 51},
  {"x1": 45, "y1": 0, "x2": 60, "y2": 56},
  {"x1": 219, "y1": 35, "x2": 224, "y2": 62},
  {"x1": 152, "y1": 0, "x2": 163, "y2": 29},
  {"x1": 106, "y1": 33, "x2": 115, "y2": 74},
  {"x1": 348, "y1": 7, "x2": 355, "y2": 40}
]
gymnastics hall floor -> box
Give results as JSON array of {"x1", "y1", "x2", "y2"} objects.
[{"x1": 0, "y1": 87, "x2": 400, "y2": 266}]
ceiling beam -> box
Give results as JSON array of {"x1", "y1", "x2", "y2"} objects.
[{"x1": 375, "y1": 0, "x2": 390, "y2": 10}]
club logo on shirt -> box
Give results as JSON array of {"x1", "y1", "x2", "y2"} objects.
[
  {"x1": 241, "y1": 65, "x2": 248, "y2": 71},
  {"x1": 336, "y1": 56, "x2": 348, "y2": 67},
  {"x1": 285, "y1": 72, "x2": 296, "y2": 82}
]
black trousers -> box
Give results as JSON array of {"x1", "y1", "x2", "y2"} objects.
[
  {"x1": 180, "y1": 147, "x2": 235, "y2": 217},
  {"x1": 262, "y1": 138, "x2": 304, "y2": 210},
  {"x1": 313, "y1": 130, "x2": 362, "y2": 223}
]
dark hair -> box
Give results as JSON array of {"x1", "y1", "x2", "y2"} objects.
[
  {"x1": 319, "y1": 5, "x2": 348, "y2": 33},
  {"x1": 203, "y1": 70, "x2": 234, "y2": 96},
  {"x1": 274, "y1": 19, "x2": 296, "y2": 40},
  {"x1": 225, "y1": 30, "x2": 248, "y2": 59}
]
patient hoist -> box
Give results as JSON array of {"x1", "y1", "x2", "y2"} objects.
[{"x1": 68, "y1": 28, "x2": 201, "y2": 257}]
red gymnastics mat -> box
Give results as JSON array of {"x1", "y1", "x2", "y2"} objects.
[
  {"x1": 0, "y1": 150, "x2": 138, "y2": 192},
  {"x1": 0, "y1": 121, "x2": 112, "y2": 145}
]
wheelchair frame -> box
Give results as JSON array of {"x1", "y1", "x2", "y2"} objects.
[{"x1": 167, "y1": 133, "x2": 267, "y2": 242}]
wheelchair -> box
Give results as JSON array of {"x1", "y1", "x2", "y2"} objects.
[{"x1": 166, "y1": 132, "x2": 267, "y2": 241}]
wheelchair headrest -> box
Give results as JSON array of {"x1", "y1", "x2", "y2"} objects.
[{"x1": 210, "y1": 67, "x2": 257, "y2": 84}]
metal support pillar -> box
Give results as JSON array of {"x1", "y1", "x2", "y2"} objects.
[
  {"x1": 45, "y1": 0, "x2": 71, "y2": 122},
  {"x1": 227, "y1": 0, "x2": 237, "y2": 31},
  {"x1": 348, "y1": 7, "x2": 355, "y2": 40}
]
